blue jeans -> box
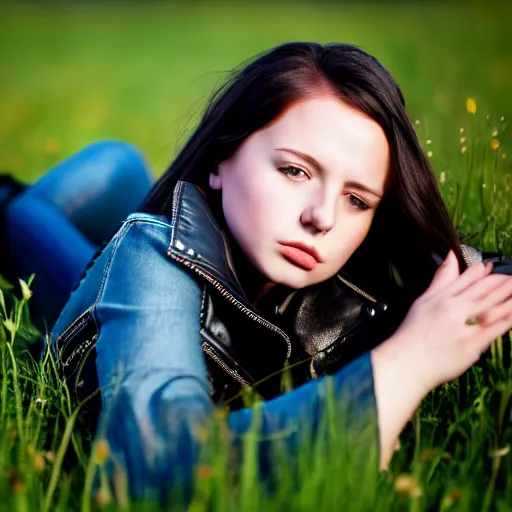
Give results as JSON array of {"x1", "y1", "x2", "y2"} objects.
[{"x1": 4, "y1": 141, "x2": 154, "y2": 328}]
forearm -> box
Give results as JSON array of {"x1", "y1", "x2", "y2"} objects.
[
  {"x1": 370, "y1": 335, "x2": 429, "y2": 469},
  {"x1": 228, "y1": 352, "x2": 379, "y2": 472}
]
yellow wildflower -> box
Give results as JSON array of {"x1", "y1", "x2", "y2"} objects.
[
  {"x1": 441, "y1": 489, "x2": 462, "y2": 508},
  {"x1": 94, "y1": 439, "x2": 110, "y2": 464},
  {"x1": 460, "y1": 136, "x2": 466, "y2": 144},
  {"x1": 33, "y1": 453, "x2": 45, "y2": 473},
  {"x1": 466, "y1": 98, "x2": 477, "y2": 114},
  {"x1": 394, "y1": 474, "x2": 422, "y2": 498},
  {"x1": 94, "y1": 487, "x2": 112, "y2": 507},
  {"x1": 44, "y1": 451, "x2": 55, "y2": 463},
  {"x1": 491, "y1": 138, "x2": 500, "y2": 151},
  {"x1": 198, "y1": 465, "x2": 213, "y2": 479},
  {"x1": 19, "y1": 279, "x2": 32, "y2": 300}
]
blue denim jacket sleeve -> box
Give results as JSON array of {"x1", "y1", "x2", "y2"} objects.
[{"x1": 52, "y1": 214, "x2": 378, "y2": 500}]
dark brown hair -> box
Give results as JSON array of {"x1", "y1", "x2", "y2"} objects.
[{"x1": 142, "y1": 42, "x2": 465, "y2": 306}]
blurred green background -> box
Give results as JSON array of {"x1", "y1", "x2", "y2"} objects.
[{"x1": 1, "y1": 0, "x2": 511, "y2": 185}]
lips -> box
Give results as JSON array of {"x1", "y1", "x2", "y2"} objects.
[{"x1": 278, "y1": 241, "x2": 323, "y2": 271}]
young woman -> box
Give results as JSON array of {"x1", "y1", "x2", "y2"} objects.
[{"x1": 3, "y1": 42, "x2": 512, "y2": 501}]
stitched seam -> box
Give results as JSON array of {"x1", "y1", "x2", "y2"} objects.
[
  {"x1": 199, "y1": 285, "x2": 208, "y2": 327},
  {"x1": 168, "y1": 181, "x2": 184, "y2": 254},
  {"x1": 57, "y1": 309, "x2": 92, "y2": 357}
]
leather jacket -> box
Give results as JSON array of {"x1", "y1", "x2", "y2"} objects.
[{"x1": 51, "y1": 181, "x2": 511, "y2": 417}]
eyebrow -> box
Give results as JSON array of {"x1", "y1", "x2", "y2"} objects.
[{"x1": 276, "y1": 147, "x2": 383, "y2": 199}]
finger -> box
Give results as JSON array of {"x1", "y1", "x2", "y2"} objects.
[
  {"x1": 460, "y1": 274, "x2": 512, "y2": 302},
  {"x1": 473, "y1": 292, "x2": 512, "y2": 327},
  {"x1": 445, "y1": 261, "x2": 493, "y2": 298},
  {"x1": 425, "y1": 250, "x2": 461, "y2": 296}
]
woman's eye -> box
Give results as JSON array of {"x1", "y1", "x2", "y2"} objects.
[
  {"x1": 279, "y1": 166, "x2": 308, "y2": 179},
  {"x1": 348, "y1": 194, "x2": 369, "y2": 211}
]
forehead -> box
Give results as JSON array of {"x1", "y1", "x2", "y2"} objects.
[{"x1": 256, "y1": 96, "x2": 390, "y2": 189}]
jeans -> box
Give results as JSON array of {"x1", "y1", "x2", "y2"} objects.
[{"x1": 4, "y1": 141, "x2": 154, "y2": 328}]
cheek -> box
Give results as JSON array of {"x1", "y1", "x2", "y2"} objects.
[{"x1": 330, "y1": 217, "x2": 373, "y2": 264}]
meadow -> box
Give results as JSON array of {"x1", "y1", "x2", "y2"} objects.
[{"x1": 1, "y1": 0, "x2": 512, "y2": 509}]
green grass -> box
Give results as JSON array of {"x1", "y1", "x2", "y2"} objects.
[{"x1": 2, "y1": 0, "x2": 512, "y2": 509}]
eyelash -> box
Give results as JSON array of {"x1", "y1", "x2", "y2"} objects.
[{"x1": 278, "y1": 165, "x2": 370, "y2": 212}]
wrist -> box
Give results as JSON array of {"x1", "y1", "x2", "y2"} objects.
[{"x1": 372, "y1": 333, "x2": 432, "y2": 400}]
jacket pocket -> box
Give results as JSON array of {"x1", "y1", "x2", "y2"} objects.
[{"x1": 54, "y1": 309, "x2": 100, "y2": 407}]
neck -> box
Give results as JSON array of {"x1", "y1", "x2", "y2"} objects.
[{"x1": 227, "y1": 233, "x2": 276, "y2": 305}]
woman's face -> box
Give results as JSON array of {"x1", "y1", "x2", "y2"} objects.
[{"x1": 209, "y1": 95, "x2": 390, "y2": 290}]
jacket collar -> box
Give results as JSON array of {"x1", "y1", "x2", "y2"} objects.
[{"x1": 166, "y1": 181, "x2": 252, "y2": 307}]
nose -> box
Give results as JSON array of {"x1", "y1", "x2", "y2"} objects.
[{"x1": 300, "y1": 189, "x2": 337, "y2": 235}]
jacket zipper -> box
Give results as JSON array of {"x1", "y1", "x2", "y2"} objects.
[
  {"x1": 336, "y1": 274, "x2": 377, "y2": 303},
  {"x1": 167, "y1": 252, "x2": 293, "y2": 375},
  {"x1": 201, "y1": 341, "x2": 251, "y2": 388}
]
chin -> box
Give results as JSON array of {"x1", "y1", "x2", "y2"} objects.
[{"x1": 263, "y1": 263, "x2": 320, "y2": 290}]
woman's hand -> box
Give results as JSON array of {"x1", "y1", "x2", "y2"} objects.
[{"x1": 371, "y1": 249, "x2": 512, "y2": 468}]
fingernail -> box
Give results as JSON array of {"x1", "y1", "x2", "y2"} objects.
[{"x1": 444, "y1": 250, "x2": 454, "y2": 264}]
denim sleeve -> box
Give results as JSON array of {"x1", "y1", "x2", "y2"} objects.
[
  {"x1": 92, "y1": 219, "x2": 213, "y2": 501},
  {"x1": 93, "y1": 218, "x2": 378, "y2": 501}
]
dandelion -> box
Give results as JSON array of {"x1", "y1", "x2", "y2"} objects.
[
  {"x1": 427, "y1": 151, "x2": 433, "y2": 158},
  {"x1": 394, "y1": 474, "x2": 422, "y2": 498},
  {"x1": 440, "y1": 172, "x2": 447, "y2": 184},
  {"x1": 460, "y1": 136, "x2": 466, "y2": 144},
  {"x1": 461, "y1": 145, "x2": 467, "y2": 154},
  {"x1": 491, "y1": 138, "x2": 500, "y2": 151},
  {"x1": 94, "y1": 439, "x2": 110, "y2": 465},
  {"x1": 426, "y1": 139, "x2": 432, "y2": 145},
  {"x1": 466, "y1": 97, "x2": 477, "y2": 114}
]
